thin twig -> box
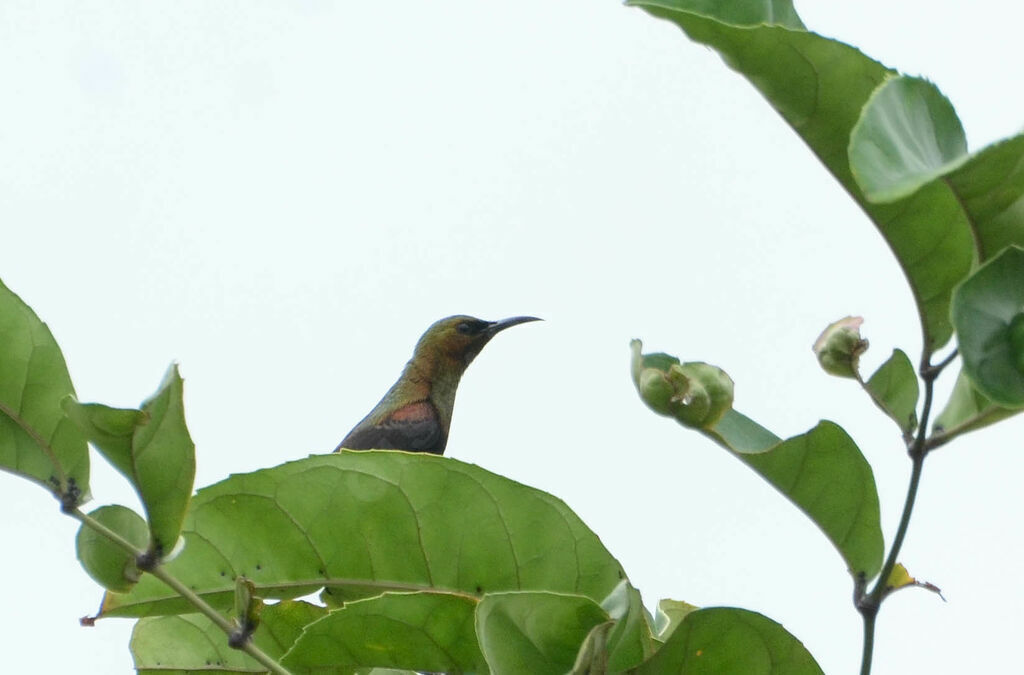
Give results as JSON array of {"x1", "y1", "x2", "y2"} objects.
[
  {"x1": 70, "y1": 509, "x2": 290, "y2": 675},
  {"x1": 856, "y1": 349, "x2": 954, "y2": 675},
  {"x1": 923, "y1": 348, "x2": 959, "y2": 378}
]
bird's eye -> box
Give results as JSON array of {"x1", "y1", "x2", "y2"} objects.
[{"x1": 456, "y1": 322, "x2": 473, "y2": 334}]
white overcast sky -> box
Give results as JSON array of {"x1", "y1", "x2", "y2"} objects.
[{"x1": 2, "y1": 2, "x2": 1023, "y2": 673}]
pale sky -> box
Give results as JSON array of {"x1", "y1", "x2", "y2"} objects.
[{"x1": 3, "y1": 2, "x2": 1022, "y2": 673}]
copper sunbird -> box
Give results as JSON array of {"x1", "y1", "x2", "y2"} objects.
[{"x1": 335, "y1": 315, "x2": 541, "y2": 455}]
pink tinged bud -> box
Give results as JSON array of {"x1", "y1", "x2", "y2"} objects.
[{"x1": 814, "y1": 316, "x2": 869, "y2": 378}]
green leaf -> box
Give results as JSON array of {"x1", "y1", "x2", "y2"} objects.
[
  {"x1": 281, "y1": 592, "x2": 485, "y2": 673},
  {"x1": 952, "y1": 141, "x2": 1024, "y2": 260},
  {"x1": 572, "y1": 621, "x2": 615, "y2": 675},
  {"x1": 932, "y1": 369, "x2": 1019, "y2": 442},
  {"x1": 630, "y1": 0, "x2": 805, "y2": 29},
  {"x1": 76, "y1": 505, "x2": 149, "y2": 593},
  {"x1": 65, "y1": 365, "x2": 196, "y2": 556},
  {"x1": 715, "y1": 417, "x2": 884, "y2": 579},
  {"x1": 600, "y1": 580, "x2": 657, "y2": 671},
  {"x1": 133, "y1": 614, "x2": 255, "y2": 673},
  {"x1": 131, "y1": 600, "x2": 326, "y2": 673},
  {"x1": 951, "y1": 246, "x2": 1024, "y2": 407},
  {"x1": 99, "y1": 452, "x2": 625, "y2": 617},
  {"x1": 257, "y1": 600, "x2": 328, "y2": 660},
  {"x1": 864, "y1": 349, "x2": 919, "y2": 434},
  {"x1": 0, "y1": 278, "x2": 88, "y2": 503},
  {"x1": 636, "y1": 607, "x2": 823, "y2": 675},
  {"x1": 849, "y1": 76, "x2": 968, "y2": 203},
  {"x1": 629, "y1": 2, "x2": 1024, "y2": 352},
  {"x1": 476, "y1": 591, "x2": 609, "y2": 675},
  {"x1": 653, "y1": 598, "x2": 699, "y2": 641},
  {"x1": 61, "y1": 401, "x2": 143, "y2": 480},
  {"x1": 133, "y1": 365, "x2": 196, "y2": 554},
  {"x1": 632, "y1": 342, "x2": 883, "y2": 580}
]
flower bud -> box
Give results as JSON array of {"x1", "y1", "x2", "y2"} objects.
[
  {"x1": 631, "y1": 340, "x2": 734, "y2": 429},
  {"x1": 637, "y1": 366, "x2": 677, "y2": 416},
  {"x1": 676, "y1": 362, "x2": 733, "y2": 427},
  {"x1": 813, "y1": 316, "x2": 869, "y2": 378}
]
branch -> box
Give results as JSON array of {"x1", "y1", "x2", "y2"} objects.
[
  {"x1": 70, "y1": 509, "x2": 291, "y2": 675},
  {"x1": 856, "y1": 348, "x2": 954, "y2": 675}
]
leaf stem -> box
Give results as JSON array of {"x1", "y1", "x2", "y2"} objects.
[
  {"x1": 856, "y1": 349, "x2": 951, "y2": 675},
  {"x1": 70, "y1": 509, "x2": 290, "y2": 675}
]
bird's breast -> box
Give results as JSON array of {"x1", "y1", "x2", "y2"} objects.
[{"x1": 388, "y1": 400, "x2": 437, "y2": 423}]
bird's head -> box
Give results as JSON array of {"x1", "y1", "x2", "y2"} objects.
[{"x1": 414, "y1": 315, "x2": 542, "y2": 369}]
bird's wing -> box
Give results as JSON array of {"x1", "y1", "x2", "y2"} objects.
[{"x1": 336, "y1": 400, "x2": 447, "y2": 454}]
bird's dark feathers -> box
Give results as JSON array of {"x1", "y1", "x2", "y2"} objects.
[
  {"x1": 455, "y1": 318, "x2": 491, "y2": 336},
  {"x1": 335, "y1": 400, "x2": 447, "y2": 455}
]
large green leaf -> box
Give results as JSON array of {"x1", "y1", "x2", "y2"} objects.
[
  {"x1": 476, "y1": 591, "x2": 609, "y2": 675},
  {"x1": 713, "y1": 415, "x2": 884, "y2": 579},
  {"x1": 281, "y1": 592, "x2": 485, "y2": 673},
  {"x1": 632, "y1": 342, "x2": 883, "y2": 579},
  {"x1": 629, "y1": 1, "x2": 1024, "y2": 352},
  {"x1": 950, "y1": 246, "x2": 1024, "y2": 407},
  {"x1": 0, "y1": 279, "x2": 88, "y2": 503},
  {"x1": 64, "y1": 365, "x2": 196, "y2": 556},
  {"x1": 131, "y1": 600, "x2": 325, "y2": 674},
  {"x1": 849, "y1": 76, "x2": 968, "y2": 203},
  {"x1": 99, "y1": 452, "x2": 625, "y2": 617},
  {"x1": 636, "y1": 607, "x2": 823, "y2": 674}
]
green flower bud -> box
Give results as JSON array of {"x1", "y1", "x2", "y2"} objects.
[
  {"x1": 677, "y1": 362, "x2": 734, "y2": 427},
  {"x1": 637, "y1": 367, "x2": 677, "y2": 416},
  {"x1": 667, "y1": 364, "x2": 709, "y2": 426},
  {"x1": 631, "y1": 340, "x2": 734, "y2": 429},
  {"x1": 813, "y1": 316, "x2": 869, "y2": 378}
]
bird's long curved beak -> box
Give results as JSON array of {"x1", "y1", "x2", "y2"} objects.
[{"x1": 486, "y1": 316, "x2": 542, "y2": 336}]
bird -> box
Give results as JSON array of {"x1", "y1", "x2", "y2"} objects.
[{"x1": 335, "y1": 315, "x2": 541, "y2": 455}]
